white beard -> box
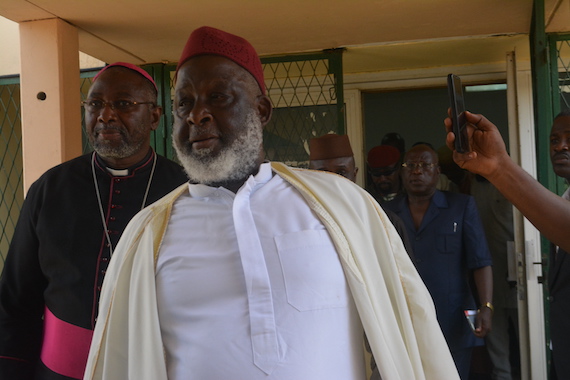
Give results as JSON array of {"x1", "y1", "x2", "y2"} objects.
[{"x1": 174, "y1": 111, "x2": 264, "y2": 186}]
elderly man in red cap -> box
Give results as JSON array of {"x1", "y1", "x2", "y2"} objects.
[
  {"x1": 367, "y1": 144, "x2": 403, "y2": 203},
  {"x1": 0, "y1": 63, "x2": 188, "y2": 380},
  {"x1": 309, "y1": 133, "x2": 358, "y2": 181},
  {"x1": 84, "y1": 26, "x2": 459, "y2": 380}
]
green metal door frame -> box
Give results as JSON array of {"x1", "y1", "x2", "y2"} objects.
[
  {"x1": 531, "y1": 1, "x2": 570, "y2": 378},
  {"x1": 142, "y1": 63, "x2": 177, "y2": 160},
  {"x1": 531, "y1": 0, "x2": 557, "y2": 192},
  {"x1": 531, "y1": 0, "x2": 570, "y2": 196}
]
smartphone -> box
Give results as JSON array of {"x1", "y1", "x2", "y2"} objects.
[
  {"x1": 464, "y1": 309, "x2": 477, "y2": 332},
  {"x1": 447, "y1": 74, "x2": 469, "y2": 153}
]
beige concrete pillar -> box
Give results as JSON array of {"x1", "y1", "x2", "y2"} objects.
[{"x1": 19, "y1": 18, "x2": 82, "y2": 193}]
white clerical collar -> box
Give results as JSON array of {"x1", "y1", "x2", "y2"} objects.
[
  {"x1": 188, "y1": 163, "x2": 273, "y2": 198},
  {"x1": 106, "y1": 167, "x2": 129, "y2": 177}
]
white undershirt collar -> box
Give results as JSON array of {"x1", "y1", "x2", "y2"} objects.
[{"x1": 187, "y1": 163, "x2": 273, "y2": 199}]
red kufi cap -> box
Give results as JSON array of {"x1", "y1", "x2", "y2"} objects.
[
  {"x1": 367, "y1": 145, "x2": 401, "y2": 168},
  {"x1": 309, "y1": 134, "x2": 353, "y2": 160},
  {"x1": 176, "y1": 26, "x2": 265, "y2": 94},
  {"x1": 92, "y1": 62, "x2": 158, "y2": 92}
]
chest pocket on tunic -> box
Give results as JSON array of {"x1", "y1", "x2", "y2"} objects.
[
  {"x1": 275, "y1": 229, "x2": 349, "y2": 311},
  {"x1": 436, "y1": 232, "x2": 461, "y2": 254}
]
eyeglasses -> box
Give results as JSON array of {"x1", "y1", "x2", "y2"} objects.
[
  {"x1": 82, "y1": 100, "x2": 156, "y2": 113},
  {"x1": 401, "y1": 162, "x2": 437, "y2": 171}
]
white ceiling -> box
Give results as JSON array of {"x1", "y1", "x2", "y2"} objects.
[{"x1": 1, "y1": 0, "x2": 569, "y2": 74}]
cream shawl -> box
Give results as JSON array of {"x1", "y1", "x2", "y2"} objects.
[{"x1": 84, "y1": 163, "x2": 459, "y2": 380}]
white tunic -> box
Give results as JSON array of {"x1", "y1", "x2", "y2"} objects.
[
  {"x1": 84, "y1": 162, "x2": 460, "y2": 380},
  {"x1": 156, "y1": 163, "x2": 365, "y2": 379}
]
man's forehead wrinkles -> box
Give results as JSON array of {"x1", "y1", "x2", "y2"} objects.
[{"x1": 175, "y1": 77, "x2": 238, "y2": 93}]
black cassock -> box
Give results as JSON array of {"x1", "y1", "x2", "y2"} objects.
[{"x1": 0, "y1": 150, "x2": 188, "y2": 380}]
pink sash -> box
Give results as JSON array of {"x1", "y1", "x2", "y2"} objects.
[{"x1": 40, "y1": 307, "x2": 93, "y2": 379}]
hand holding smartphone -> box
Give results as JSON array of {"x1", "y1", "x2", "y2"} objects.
[{"x1": 447, "y1": 74, "x2": 470, "y2": 153}]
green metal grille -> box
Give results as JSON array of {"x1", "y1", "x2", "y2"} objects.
[
  {"x1": 81, "y1": 69, "x2": 98, "y2": 153},
  {"x1": 262, "y1": 50, "x2": 345, "y2": 167},
  {"x1": 555, "y1": 36, "x2": 570, "y2": 112},
  {"x1": 0, "y1": 76, "x2": 23, "y2": 266}
]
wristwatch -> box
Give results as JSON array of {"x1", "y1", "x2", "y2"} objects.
[{"x1": 480, "y1": 302, "x2": 494, "y2": 314}]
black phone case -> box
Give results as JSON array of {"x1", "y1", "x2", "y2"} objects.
[{"x1": 447, "y1": 74, "x2": 469, "y2": 153}]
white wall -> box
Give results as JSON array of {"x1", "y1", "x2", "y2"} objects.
[
  {"x1": 0, "y1": 16, "x2": 105, "y2": 77},
  {"x1": 0, "y1": 16, "x2": 20, "y2": 76}
]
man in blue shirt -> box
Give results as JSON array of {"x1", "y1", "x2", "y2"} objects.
[{"x1": 384, "y1": 143, "x2": 493, "y2": 379}]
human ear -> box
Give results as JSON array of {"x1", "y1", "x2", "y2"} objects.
[
  {"x1": 150, "y1": 105, "x2": 163, "y2": 131},
  {"x1": 256, "y1": 95, "x2": 273, "y2": 127}
]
